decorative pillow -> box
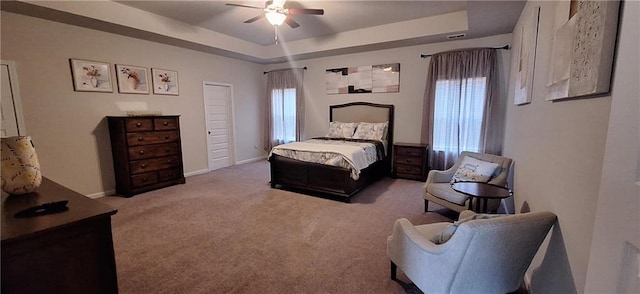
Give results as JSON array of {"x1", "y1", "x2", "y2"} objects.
[
  {"x1": 1, "y1": 136, "x2": 42, "y2": 194},
  {"x1": 451, "y1": 156, "x2": 500, "y2": 183},
  {"x1": 327, "y1": 122, "x2": 358, "y2": 138},
  {"x1": 352, "y1": 121, "x2": 388, "y2": 141},
  {"x1": 429, "y1": 213, "x2": 503, "y2": 244}
]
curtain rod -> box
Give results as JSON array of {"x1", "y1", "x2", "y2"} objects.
[
  {"x1": 263, "y1": 67, "x2": 307, "y2": 74},
  {"x1": 420, "y1": 45, "x2": 510, "y2": 58}
]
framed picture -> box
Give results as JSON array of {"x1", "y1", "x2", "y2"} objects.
[
  {"x1": 69, "y1": 59, "x2": 113, "y2": 92},
  {"x1": 115, "y1": 64, "x2": 150, "y2": 94},
  {"x1": 546, "y1": 0, "x2": 620, "y2": 100},
  {"x1": 514, "y1": 6, "x2": 540, "y2": 106},
  {"x1": 151, "y1": 68, "x2": 179, "y2": 95}
]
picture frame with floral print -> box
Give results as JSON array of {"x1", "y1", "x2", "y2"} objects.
[
  {"x1": 151, "y1": 68, "x2": 179, "y2": 95},
  {"x1": 70, "y1": 59, "x2": 113, "y2": 92},
  {"x1": 115, "y1": 64, "x2": 150, "y2": 94}
]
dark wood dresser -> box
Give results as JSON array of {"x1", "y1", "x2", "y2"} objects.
[
  {"x1": 1, "y1": 177, "x2": 118, "y2": 294},
  {"x1": 393, "y1": 142, "x2": 429, "y2": 181},
  {"x1": 107, "y1": 115, "x2": 186, "y2": 196}
]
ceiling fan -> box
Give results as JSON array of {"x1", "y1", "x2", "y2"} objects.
[{"x1": 226, "y1": 0, "x2": 325, "y2": 44}]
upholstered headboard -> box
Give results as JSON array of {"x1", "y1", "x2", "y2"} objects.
[{"x1": 329, "y1": 102, "x2": 395, "y2": 156}]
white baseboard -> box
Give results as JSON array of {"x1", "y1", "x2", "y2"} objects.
[
  {"x1": 90, "y1": 162, "x2": 264, "y2": 198},
  {"x1": 235, "y1": 155, "x2": 268, "y2": 165},
  {"x1": 185, "y1": 169, "x2": 210, "y2": 177},
  {"x1": 88, "y1": 169, "x2": 207, "y2": 199},
  {"x1": 87, "y1": 189, "x2": 115, "y2": 199},
  {"x1": 185, "y1": 158, "x2": 266, "y2": 177}
]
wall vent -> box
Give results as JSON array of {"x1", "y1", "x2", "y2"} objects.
[{"x1": 447, "y1": 33, "x2": 466, "y2": 40}]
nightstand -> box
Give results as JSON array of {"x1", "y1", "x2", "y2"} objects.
[{"x1": 393, "y1": 142, "x2": 429, "y2": 181}]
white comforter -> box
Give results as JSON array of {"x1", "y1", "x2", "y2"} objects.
[{"x1": 269, "y1": 139, "x2": 380, "y2": 180}]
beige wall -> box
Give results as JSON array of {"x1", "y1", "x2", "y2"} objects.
[
  {"x1": 3, "y1": 3, "x2": 636, "y2": 291},
  {"x1": 1, "y1": 12, "x2": 266, "y2": 197},
  {"x1": 585, "y1": 1, "x2": 639, "y2": 292},
  {"x1": 504, "y1": 1, "x2": 635, "y2": 292},
  {"x1": 268, "y1": 34, "x2": 513, "y2": 144},
  {"x1": 0, "y1": 9, "x2": 511, "y2": 197}
]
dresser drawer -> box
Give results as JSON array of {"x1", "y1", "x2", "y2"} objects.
[
  {"x1": 125, "y1": 118, "x2": 154, "y2": 132},
  {"x1": 130, "y1": 156, "x2": 181, "y2": 174},
  {"x1": 128, "y1": 143, "x2": 180, "y2": 160},
  {"x1": 396, "y1": 147, "x2": 424, "y2": 157},
  {"x1": 395, "y1": 164, "x2": 422, "y2": 175},
  {"x1": 158, "y1": 168, "x2": 182, "y2": 181},
  {"x1": 126, "y1": 131, "x2": 180, "y2": 146},
  {"x1": 154, "y1": 117, "x2": 178, "y2": 130},
  {"x1": 130, "y1": 172, "x2": 159, "y2": 188},
  {"x1": 396, "y1": 155, "x2": 423, "y2": 166}
]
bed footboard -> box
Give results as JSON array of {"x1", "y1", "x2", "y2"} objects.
[{"x1": 269, "y1": 154, "x2": 389, "y2": 201}]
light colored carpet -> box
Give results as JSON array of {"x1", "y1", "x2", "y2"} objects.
[{"x1": 98, "y1": 160, "x2": 453, "y2": 293}]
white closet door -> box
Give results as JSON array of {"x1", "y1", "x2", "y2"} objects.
[{"x1": 203, "y1": 82, "x2": 234, "y2": 171}]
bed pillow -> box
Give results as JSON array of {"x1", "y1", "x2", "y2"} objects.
[
  {"x1": 327, "y1": 122, "x2": 358, "y2": 138},
  {"x1": 451, "y1": 156, "x2": 500, "y2": 183},
  {"x1": 429, "y1": 213, "x2": 503, "y2": 244},
  {"x1": 352, "y1": 121, "x2": 388, "y2": 141}
]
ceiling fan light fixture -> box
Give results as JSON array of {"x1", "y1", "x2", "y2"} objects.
[{"x1": 265, "y1": 11, "x2": 286, "y2": 26}]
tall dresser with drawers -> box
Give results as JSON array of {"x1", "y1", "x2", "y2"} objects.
[{"x1": 107, "y1": 115, "x2": 185, "y2": 196}]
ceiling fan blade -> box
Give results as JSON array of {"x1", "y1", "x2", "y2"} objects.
[
  {"x1": 244, "y1": 14, "x2": 265, "y2": 23},
  {"x1": 285, "y1": 17, "x2": 300, "y2": 28},
  {"x1": 226, "y1": 3, "x2": 263, "y2": 10},
  {"x1": 288, "y1": 8, "x2": 324, "y2": 15}
]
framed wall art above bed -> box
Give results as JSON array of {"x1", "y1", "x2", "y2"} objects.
[{"x1": 325, "y1": 64, "x2": 400, "y2": 94}]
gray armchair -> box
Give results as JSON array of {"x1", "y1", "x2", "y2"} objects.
[
  {"x1": 387, "y1": 210, "x2": 557, "y2": 294},
  {"x1": 424, "y1": 151, "x2": 513, "y2": 213}
]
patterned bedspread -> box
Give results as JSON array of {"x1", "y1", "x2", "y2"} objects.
[{"x1": 269, "y1": 137, "x2": 386, "y2": 180}]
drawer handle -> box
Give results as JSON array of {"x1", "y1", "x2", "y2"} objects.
[
  {"x1": 139, "y1": 150, "x2": 145, "y2": 155},
  {"x1": 137, "y1": 137, "x2": 144, "y2": 141},
  {"x1": 405, "y1": 159, "x2": 412, "y2": 163},
  {"x1": 167, "y1": 159, "x2": 172, "y2": 163},
  {"x1": 165, "y1": 148, "x2": 170, "y2": 152},
  {"x1": 141, "y1": 164, "x2": 146, "y2": 169},
  {"x1": 168, "y1": 172, "x2": 173, "y2": 176},
  {"x1": 163, "y1": 121, "x2": 169, "y2": 126},
  {"x1": 141, "y1": 177, "x2": 148, "y2": 182},
  {"x1": 136, "y1": 122, "x2": 142, "y2": 127},
  {"x1": 164, "y1": 135, "x2": 170, "y2": 139}
]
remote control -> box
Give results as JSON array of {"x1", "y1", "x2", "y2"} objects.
[{"x1": 14, "y1": 200, "x2": 69, "y2": 218}]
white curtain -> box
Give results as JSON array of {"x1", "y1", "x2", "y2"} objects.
[
  {"x1": 432, "y1": 77, "x2": 487, "y2": 154},
  {"x1": 264, "y1": 68, "x2": 305, "y2": 151},
  {"x1": 271, "y1": 88, "x2": 297, "y2": 144},
  {"x1": 421, "y1": 48, "x2": 503, "y2": 170}
]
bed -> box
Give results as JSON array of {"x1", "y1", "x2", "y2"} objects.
[{"x1": 268, "y1": 102, "x2": 394, "y2": 202}]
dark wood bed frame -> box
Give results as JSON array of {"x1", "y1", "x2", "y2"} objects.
[{"x1": 268, "y1": 102, "x2": 394, "y2": 202}]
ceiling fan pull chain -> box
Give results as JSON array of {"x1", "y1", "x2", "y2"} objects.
[{"x1": 274, "y1": 25, "x2": 279, "y2": 45}]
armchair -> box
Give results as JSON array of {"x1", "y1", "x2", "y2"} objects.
[
  {"x1": 387, "y1": 210, "x2": 557, "y2": 294},
  {"x1": 424, "y1": 151, "x2": 512, "y2": 213}
]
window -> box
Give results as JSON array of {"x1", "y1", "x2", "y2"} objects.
[
  {"x1": 422, "y1": 49, "x2": 500, "y2": 170},
  {"x1": 271, "y1": 87, "x2": 296, "y2": 143},
  {"x1": 432, "y1": 77, "x2": 487, "y2": 153},
  {"x1": 264, "y1": 68, "x2": 304, "y2": 151}
]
